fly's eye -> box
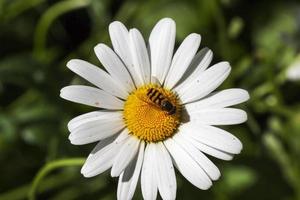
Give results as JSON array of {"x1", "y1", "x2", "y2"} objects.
[{"x1": 161, "y1": 101, "x2": 173, "y2": 111}]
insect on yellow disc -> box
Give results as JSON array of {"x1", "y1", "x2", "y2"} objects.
[{"x1": 123, "y1": 84, "x2": 181, "y2": 143}]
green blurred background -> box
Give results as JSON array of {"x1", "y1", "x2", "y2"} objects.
[{"x1": 1, "y1": 0, "x2": 300, "y2": 199}]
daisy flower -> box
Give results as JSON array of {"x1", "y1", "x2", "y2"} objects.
[{"x1": 60, "y1": 18, "x2": 249, "y2": 200}]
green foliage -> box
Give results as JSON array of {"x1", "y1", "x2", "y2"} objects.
[{"x1": 1, "y1": 0, "x2": 300, "y2": 199}]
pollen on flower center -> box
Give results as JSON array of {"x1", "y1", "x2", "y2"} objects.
[{"x1": 123, "y1": 84, "x2": 181, "y2": 143}]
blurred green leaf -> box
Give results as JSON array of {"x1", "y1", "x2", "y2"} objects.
[
  {"x1": 33, "y1": 0, "x2": 91, "y2": 59},
  {"x1": 28, "y1": 158, "x2": 85, "y2": 200},
  {"x1": 228, "y1": 17, "x2": 244, "y2": 39},
  {"x1": 223, "y1": 165, "x2": 257, "y2": 192},
  {"x1": 0, "y1": 0, "x2": 45, "y2": 22}
]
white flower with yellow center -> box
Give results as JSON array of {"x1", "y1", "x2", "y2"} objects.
[{"x1": 60, "y1": 18, "x2": 249, "y2": 200}]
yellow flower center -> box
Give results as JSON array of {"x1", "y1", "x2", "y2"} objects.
[{"x1": 123, "y1": 84, "x2": 181, "y2": 143}]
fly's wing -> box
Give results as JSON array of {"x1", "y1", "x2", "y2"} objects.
[
  {"x1": 151, "y1": 76, "x2": 162, "y2": 86},
  {"x1": 149, "y1": 77, "x2": 173, "y2": 112},
  {"x1": 135, "y1": 89, "x2": 161, "y2": 110}
]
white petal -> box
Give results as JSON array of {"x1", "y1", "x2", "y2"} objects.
[
  {"x1": 60, "y1": 85, "x2": 124, "y2": 109},
  {"x1": 68, "y1": 111, "x2": 104, "y2": 131},
  {"x1": 180, "y1": 123, "x2": 243, "y2": 154},
  {"x1": 94, "y1": 44, "x2": 135, "y2": 92},
  {"x1": 81, "y1": 129, "x2": 130, "y2": 178},
  {"x1": 185, "y1": 89, "x2": 250, "y2": 110},
  {"x1": 111, "y1": 136, "x2": 140, "y2": 177},
  {"x1": 68, "y1": 111, "x2": 121, "y2": 132},
  {"x1": 67, "y1": 59, "x2": 128, "y2": 99},
  {"x1": 129, "y1": 28, "x2": 151, "y2": 86},
  {"x1": 109, "y1": 21, "x2": 132, "y2": 69},
  {"x1": 164, "y1": 33, "x2": 201, "y2": 89},
  {"x1": 68, "y1": 112, "x2": 124, "y2": 145},
  {"x1": 175, "y1": 48, "x2": 213, "y2": 91},
  {"x1": 155, "y1": 142, "x2": 176, "y2": 200},
  {"x1": 117, "y1": 142, "x2": 145, "y2": 200},
  {"x1": 141, "y1": 144, "x2": 158, "y2": 200},
  {"x1": 181, "y1": 134, "x2": 234, "y2": 160},
  {"x1": 149, "y1": 18, "x2": 176, "y2": 84},
  {"x1": 175, "y1": 62, "x2": 231, "y2": 104},
  {"x1": 173, "y1": 133, "x2": 220, "y2": 181},
  {"x1": 188, "y1": 108, "x2": 248, "y2": 125},
  {"x1": 164, "y1": 138, "x2": 212, "y2": 190}
]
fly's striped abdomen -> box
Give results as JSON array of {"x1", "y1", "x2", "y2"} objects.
[
  {"x1": 146, "y1": 87, "x2": 176, "y2": 115},
  {"x1": 146, "y1": 88, "x2": 166, "y2": 104}
]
